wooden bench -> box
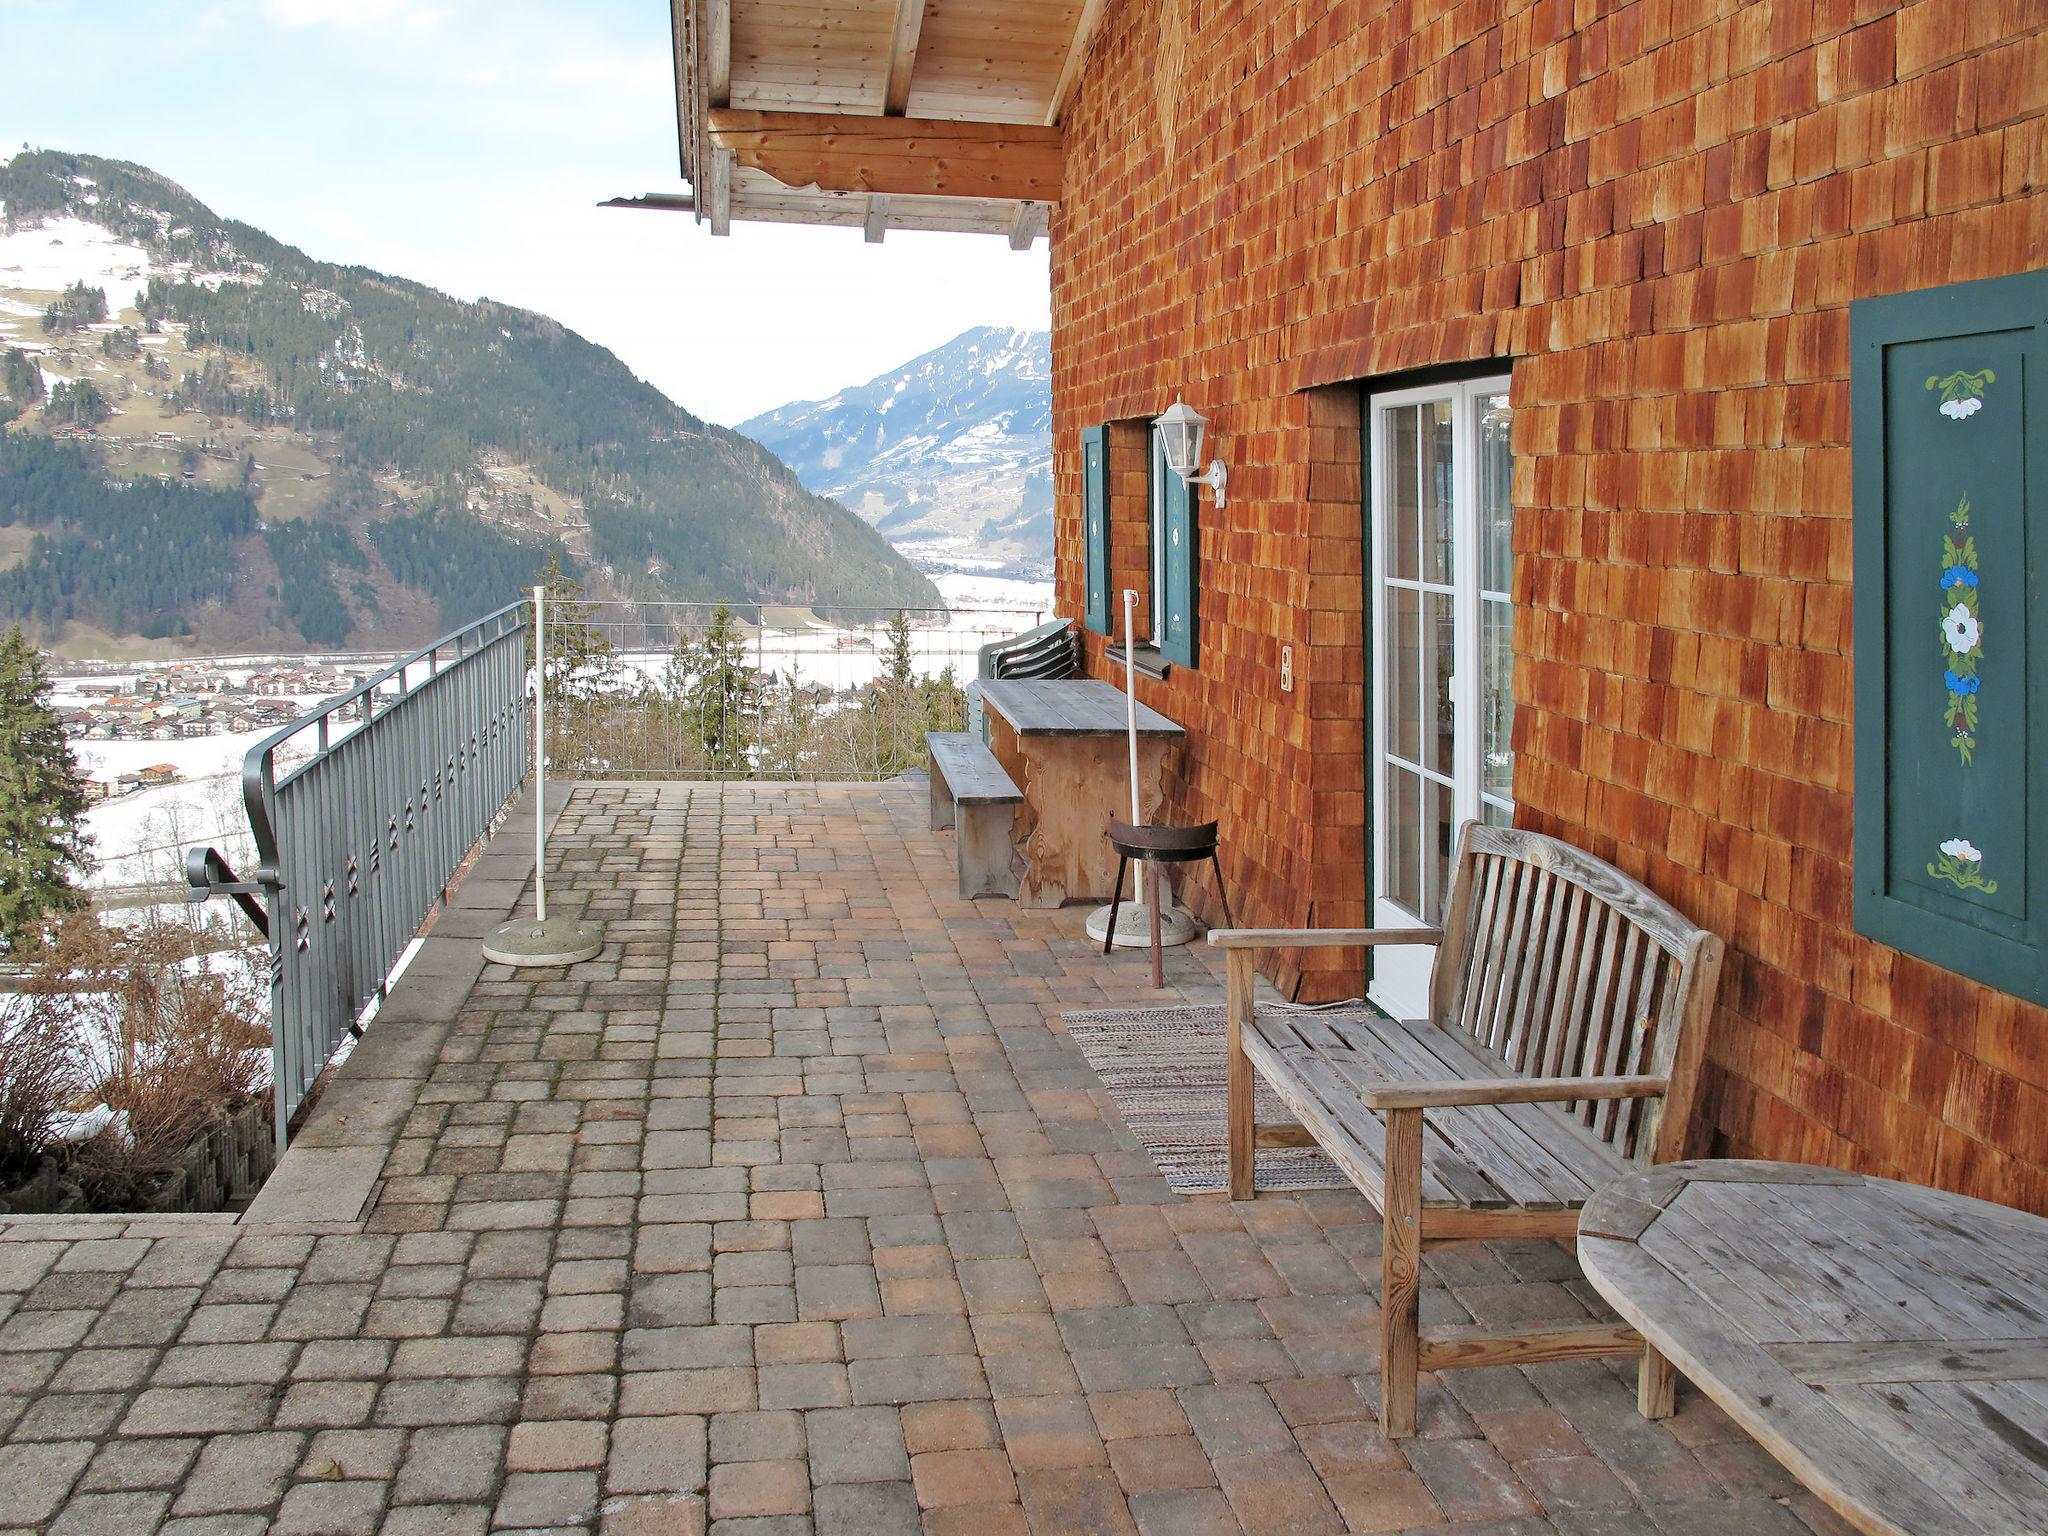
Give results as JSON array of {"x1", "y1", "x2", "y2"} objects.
[
  {"x1": 1213, "y1": 824, "x2": 1726, "y2": 1437},
  {"x1": 926, "y1": 731, "x2": 1023, "y2": 900}
]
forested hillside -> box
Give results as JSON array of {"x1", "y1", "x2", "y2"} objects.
[
  {"x1": 0, "y1": 436, "x2": 256, "y2": 638},
  {"x1": 0, "y1": 149, "x2": 939, "y2": 651}
]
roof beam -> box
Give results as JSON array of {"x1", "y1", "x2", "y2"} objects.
[
  {"x1": 865, "y1": 196, "x2": 889, "y2": 243},
  {"x1": 702, "y1": 0, "x2": 731, "y2": 106},
  {"x1": 1008, "y1": 201, "x2": 1044, "y2": 250},
  {"x1": 600, "y1": 193, "x2": 699, "y2": 212},
  {"x1": 882, "y1": 0, "x2": 925, "y2": 115},
  {"x1": 708, "y1": 148, "x2": 733, "y2": 236},
  {"x1": 1044, "y1": 0, "x2": 1107, "y2": 125},
  {"x1": 706, "y1": 109, "x2": 1062, "y2": 202}
]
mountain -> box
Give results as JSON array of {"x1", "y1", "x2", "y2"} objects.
[
  {"x1": 740, "y1": 327, "x2": 1052, "y2": 576},
  {"x1": 0, "y1": 148, "x2": 939, "y2": 657}
]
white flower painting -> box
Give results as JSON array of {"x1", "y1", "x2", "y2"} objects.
[
  {"x1": 1939, "y1": 397, "x2": 1983, "y2": 421},
  {"x1": 1941, "y1": 603, "x2": 1981, "y2": 655},
  {"x1": 1928, "y1": 836, "x2": 1997, "y2": 894}
]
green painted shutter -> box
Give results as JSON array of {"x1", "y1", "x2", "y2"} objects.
[
  {"x1": 1160, "y1": 454, "x2": 1198, "y2": 668},
  {"x1": 1082, "y1": 425, "x2": 1110, "y2": 635},
  {"x1": 1851, "y1": 268, "x2": 2048, "y2": 1006}
]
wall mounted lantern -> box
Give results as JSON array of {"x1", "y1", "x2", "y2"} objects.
[{"x1": 1154, "y1": 396, "x2": 1228, "y2": 508}]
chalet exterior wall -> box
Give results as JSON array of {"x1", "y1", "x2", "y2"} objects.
[{"x1": 1047, "y1": 0, "x2": 2048, "y2": 1205}]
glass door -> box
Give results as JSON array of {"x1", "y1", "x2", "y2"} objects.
[{"x1": 1367, "y1": 376, "x2": 1514, "y2": 1018}]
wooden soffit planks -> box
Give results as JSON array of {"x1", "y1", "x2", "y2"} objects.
[{"x1": 705, "y1": 107, "x2": 1061, "y2": 201}]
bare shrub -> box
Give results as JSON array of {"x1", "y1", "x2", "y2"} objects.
[
  {"x1": 19, "y1": 914, "x2": 268, "y2": 1207},
  {"x1": 0, "y1": 998, "x2": 80, "y2": 1185}
]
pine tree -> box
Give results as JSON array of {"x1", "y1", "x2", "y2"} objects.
[
  {"x1": 533, "y1": 549, "x2": 617, "y2": 705},
  {"x1": 686, "y1": 606, "x2": 760, "y2": 774},
  {"x1": 0, "y1": 627, "x2": 91, "y2": 951},
  {"x1": 883, "y1": 609, "x2": 915, "y2": 688}
]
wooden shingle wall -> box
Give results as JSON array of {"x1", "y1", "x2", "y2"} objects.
[{"x1": 1049, "y1": 0, "x2": 2048, "y2": 1207}]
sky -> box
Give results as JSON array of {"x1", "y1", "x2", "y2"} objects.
[{"x1": 0, "y1": 0, "x2": 1052, "y2": 424}]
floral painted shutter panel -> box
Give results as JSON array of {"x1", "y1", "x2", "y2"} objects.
[
  {"x1": 1082, "y1": 425, "x2": 1110, "y2": 635},
  {"x1": 1160, "y1": 462, "x2": 1198, "y2": 668},
  {"x1": 1851, "y1": 269, "x2": 2048, "y2": 1006}
]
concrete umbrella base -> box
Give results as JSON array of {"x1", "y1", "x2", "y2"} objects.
[
  {"x1": 1086, "y1": 902, "x2": 1198, "y2": 950},
  {"x1": 482, "y1": 914, "x2": 604, "y2": 968}
]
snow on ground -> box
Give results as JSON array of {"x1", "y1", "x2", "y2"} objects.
[
  {"x1": 931, "y1": 571, "x2": 1053, "y2": 613},
  {"x1": 75, "y1": 733, "x2": 277, "y2": 891},
  {"x1": 0, "y1": 216, "x2": 154, "y2": 311}
]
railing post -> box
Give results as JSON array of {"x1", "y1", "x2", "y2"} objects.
[{"x1": 533, "y1": 584, "x2": 546, "y2": 925}]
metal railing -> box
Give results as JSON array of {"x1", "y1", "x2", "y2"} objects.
[
  {"x1": 187, "y1": 600, "x2": 531, "y2": 1153},
  {"x1": 541, "y1": 599, "x2": 1046, "y2": 779}
]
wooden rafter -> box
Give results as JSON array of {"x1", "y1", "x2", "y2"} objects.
[
  {"x1": 883, "y1": 0, "x2": 926, "y2": 116},
  {"x1": 708, "y1": 148, "x2": 733, "y2": 236},
  {"x1": 1044, "y1": 0, "x2": 1107, "y2": 125},
  {"x1": 1008, "y1": 201, "x2": 1043, "y2": 250},
  {"x1": 703, "y1": 0, "x2": 731, "y2": 106},
  {"x1": 706, "y1": 109, "x2": 1061, "y2": 202}
]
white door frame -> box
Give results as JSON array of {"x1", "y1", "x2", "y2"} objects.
[{"x1": 1366, "y1": 374, "x2": 1512, "y2": 1018}]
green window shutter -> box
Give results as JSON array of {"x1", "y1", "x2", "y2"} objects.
[
  {"x1": 1082, "y1": 425, "x2": 1110, "y2": 635},
  {"x1": 1851, "y1": 268, "x2": 2048, "y2": 1006},
  {"x1": 1160, "y1": 458, "x2": 1198, "y2": 668}
]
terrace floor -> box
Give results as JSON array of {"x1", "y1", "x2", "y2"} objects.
[{"x1": 0, "y1": 781, "x2": 1855, "y2": 1536}]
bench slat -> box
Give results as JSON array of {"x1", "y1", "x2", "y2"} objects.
[
  {"x1": 927, "y1": 732, "x2": 1022, "y2": 804},
  {"x1": 1347, "y1": 1011, "x2": 1636, "y2": 1198},
  {"x1": 1285, "y1": 1015, "x2": 1568, "y2": 1208},
  {"x1": 1312, "y1": 1012, "x2": 1623, "y2": 1207},
  {"x1": 1250, "y1": 1010, "x2": 1634, "y2": 1211}
]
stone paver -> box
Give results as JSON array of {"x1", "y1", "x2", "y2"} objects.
[{"x1": 0, "y1": 782, "x2": 1857, "y2": 1535}]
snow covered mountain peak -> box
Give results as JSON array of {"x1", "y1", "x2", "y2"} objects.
[{"x1": 739, "y1": 327, "x2": 1052, "y2": 577}]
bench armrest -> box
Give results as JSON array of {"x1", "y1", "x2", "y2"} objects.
[
  {"x1": 1358, "y1": 1075, "x2": 1668, "y2": 1111},
  {"x1": 1208, "y1": 926, "x2": 1442, "y2": 950}
]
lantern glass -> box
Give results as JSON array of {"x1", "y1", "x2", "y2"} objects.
[{"x1": 1153, "y1": 397, "x2": 1207, "y2": 478}]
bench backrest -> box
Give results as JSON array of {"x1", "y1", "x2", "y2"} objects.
[{"x1": 1430, "y1": 825, "x2": 1725, "y2": 1167}]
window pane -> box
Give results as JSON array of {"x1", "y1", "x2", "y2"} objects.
[
  {"x1": 1420, "y1": 398, "x2": 1454, "y2": 584},
  {"x1": 1386, "y1": 405, "x2": 1419, "y2": 581},
  {"x1": 1387, "y1": 766, "x2": 1421, "y2": 914},
  {"x1": 1425, "y1": 589, "x2": 1455, "y2": 777},
  {"x1": 1389, "y1": 584, "x2": 1420, "y2": 764},
  {"x1": 1481, "y1": 797, "x2": 1512, "y2": 828},
  {"x1": 1426, "y1": 778, "x2": 1457, "y2": 921},
  {"x1": 1482, "y1": 596, "x2": 1513, "y2": 802},
  {"x1": 1478, "y1": 391, "x2": 1513, "y2": 595}
]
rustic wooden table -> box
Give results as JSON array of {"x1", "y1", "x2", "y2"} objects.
[
  {"x1": 979, "y1": 678, "x2": 1184, "y2": 909},
  {"x1": 1578, "y1": 1159, "x2": 2048, "y2": 1536}
]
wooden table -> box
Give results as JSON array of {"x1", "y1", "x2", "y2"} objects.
[
  {"x1": 1579, "y1": 1159, "x2": 2048, "y2": 1536},
  {"x1": 979, "y1": 679, "x2": 1184, "y2": 909}
]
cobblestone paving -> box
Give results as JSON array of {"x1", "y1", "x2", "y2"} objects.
[{"x1": 0, "y1": 782, "x2": 1856, "y2": 1535}]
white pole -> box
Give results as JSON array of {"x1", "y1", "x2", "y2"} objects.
[
  {"x1": 533, "y1": 583, "x2": 547, "y2": 924},
  {"x1": 1122, "y1": 589, "x2": 1141, "y2": 824}
]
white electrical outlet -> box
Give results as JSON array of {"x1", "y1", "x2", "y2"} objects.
[{"x1": 1281, "y1": 645, "x2": 1294, "y2": 692}]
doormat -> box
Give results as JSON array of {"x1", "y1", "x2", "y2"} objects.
[{"x1": 1061, "y1": 1005, "x2": 1347, "y2": 1195}]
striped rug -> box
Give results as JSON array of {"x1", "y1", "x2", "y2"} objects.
[{"x1": 1061, "y1": 1005, "x2": 1348, "y2": 1195}]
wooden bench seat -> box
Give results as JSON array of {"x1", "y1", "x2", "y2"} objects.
[
  {"x1": 1246, "y1": 1012, "x2": 1639, "y2": 1228},
  {"x1": 927, "y1": 731, "x2": 1022, "y2": 900},
  {"x1": 1214, "y1": 825, "x2": 1726, "y2": 1437}
]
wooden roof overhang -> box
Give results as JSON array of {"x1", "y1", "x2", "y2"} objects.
[{"x1": 639, "y1": 0, "x2": 1105, "y2": 244}]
